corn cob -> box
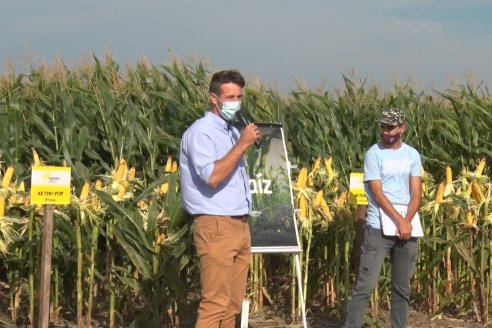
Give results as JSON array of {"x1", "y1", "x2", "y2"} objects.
[
  {"x1": 2, "y1": 166, "x2": 14, "y2": 188},
  {"x1": 156, "y1": 233, "x2": 166, "y2": 245},
  {"x1": 80, "y1": 182, "x2": 90, "y2": 201},
  {"x1": 471, "y1": 181, "x2": 484, "y2": 204},
  {"x1": 475, "y1": 158, "x2": 486, "y2": 177},
  {"x1": 320, "y1": 197, "x2": 331, "y2": 218},
  {"x1": 8, "y1": 185, "x2": 16, "y2": 204},
  {"x1": 114, "y1": 159, "x2": 127, "y2": 182},
  {"x1": 138, "y1": 200, "x2": 148, "y2": 210},
  {"x1": 486, "y1": 212, "x2": 492, "y2": 225},
  {"x1": 117, "y1": 185, "x2": 126, "y2": 199},
  {"x1": 95, "y1": 179, "x2": 103, "y2": 190},
  {"x1": 297, "y1": 167, "x2": 308, "y2": 188},
  {"x1": 32, "y1": 147, "x2": 41, "y2": 166},
  {"x1": 325, "y1": 156, "x2": 334, "y2": 180},
  {"x1": 160, "y1": 182, "x2": 169, "y2": 195},
  {"x1": 435, "y1": 181, "x2": 445, "y2": 204},
  {"x1": 298, "y1": 194, "x2": 307, "y2": 221},
  {"x1": 336, "y1": 191, "x2": 348, "y2": 207},
  {"x1": 164, "y1": 156, "x2": 173, "y2": 173},
  {"x1": 171, "y1": 161, "x2": 178, "y2": 173},
  {"x1": 312, "y1": 156, "x2": 321, "y2": 172},
  {"x1": 464, "y1": 182, "x2": 473, "y2": 198},
  {"x1": 92, "y1": 179, "x2": 102, "y2": 206},
  {"x1": 128, "y1": 167, "x2": 136, "y2": 180},
  {"x1": 314, "y1": 190, "x2": 323, "y2": 207},
  {"x1": 0, "y1": 196, "x2": 5, "y2": 218},
  {"x1": 446, "y1": 165, "x2": 452, "y2": 185},
  {"x1": 466, "y1": 209, "x2": 473, "y2": 226}
]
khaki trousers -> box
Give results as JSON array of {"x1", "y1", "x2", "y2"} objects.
[{"x1": 193, "y1": 215, "x2": 251, "y2": 328}]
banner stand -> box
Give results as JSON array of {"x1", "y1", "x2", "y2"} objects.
[
  {"x1": 240, "y1": 253, "x2": 307, "y2": 328},
  {"x1": 239, "y1": 123, "x2": 307, "y2": 328}
]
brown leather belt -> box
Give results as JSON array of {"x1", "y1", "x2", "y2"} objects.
[
  {"x1": 193, "y1": 214, "x2": 249, "y2": 222},
  {"x1": 229, "y1": 215, "x2": 249, "y2": 222}
]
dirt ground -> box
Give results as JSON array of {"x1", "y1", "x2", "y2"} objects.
[
  {"x1": 0, "y1": 283, "x2": 487, "y2": 327},
  {"x1": 248, "y1": 308, "x2": 487, "y2": 328},
  {"x1": 0, "y1": 310, "x2": 488, "y2": 327}
]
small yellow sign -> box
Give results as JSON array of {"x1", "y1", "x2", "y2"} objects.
[
  {"x1": 31, "y1": 166, "x2": 71, "y2": 205},
  {"x1": 349, "y1": 172, "x2": 368, "y2": 205}
]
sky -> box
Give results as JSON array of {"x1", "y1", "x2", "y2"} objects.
[{"x1": 1, "y1": 0, "x2": 492, "y2": 93}]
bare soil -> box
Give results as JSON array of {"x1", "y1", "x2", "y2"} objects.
[
  {"x1": 248, "y1": 307, "x2": 487, "y2": 328},
  {"x1": 0, "y1": 282, "x2": 487, "y2": 327}
]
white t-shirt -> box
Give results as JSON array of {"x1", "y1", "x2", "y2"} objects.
[{"x1": 363, "y1": 142, "x2": 422, "y2": 229}]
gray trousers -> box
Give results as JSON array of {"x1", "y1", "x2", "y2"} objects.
[{"x1": 344, "y1": 226, "x2": 418, "y2": 328}]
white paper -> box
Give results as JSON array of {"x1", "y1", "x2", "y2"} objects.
[{"x1": 379, "y1": 204, "x2": 424, "y2": 237}]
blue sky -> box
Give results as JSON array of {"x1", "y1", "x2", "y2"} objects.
[{"x1": 1, "y1": 0, "x2": 491, "y2": 92}]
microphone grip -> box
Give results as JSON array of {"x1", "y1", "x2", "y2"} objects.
[{"x1": 236, "y1": 111, "x2": 260, "y2": 148}]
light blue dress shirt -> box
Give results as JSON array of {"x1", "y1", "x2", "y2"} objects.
[{"x1": 179, "y1": 111, "x2": 251, "y2": 215}]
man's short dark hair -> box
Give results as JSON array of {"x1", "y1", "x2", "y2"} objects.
[{"x1": 209, "y1": 70, "x2": 245, "y2": 95}]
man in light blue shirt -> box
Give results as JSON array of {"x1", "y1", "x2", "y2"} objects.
[
  {"x1": 344, "y1": 107, "x2": 422, "y2": 328},
  {"x1": 179, "y1": 70, "x2": 260, "y2": 328}
]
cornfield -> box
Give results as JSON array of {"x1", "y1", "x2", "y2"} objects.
[{"x1": 1, "y1": 55, "x2": 492, "y2": 326}]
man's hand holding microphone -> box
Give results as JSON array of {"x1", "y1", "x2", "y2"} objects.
[{"x1": 236, "y1": 110, "x2": 261, "y2": 149}]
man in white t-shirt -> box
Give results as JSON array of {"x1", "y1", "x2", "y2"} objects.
[{"x1": 344, "y1": 107, "x2": 422, "y2": 328}]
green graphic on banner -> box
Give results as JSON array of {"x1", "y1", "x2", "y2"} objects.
[{"x1": 243, "y1": 123, "x2": 301, "y2": 253}]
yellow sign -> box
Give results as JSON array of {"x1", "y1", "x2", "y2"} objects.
[
  {"x1": 31, "y1": 166, "x2": 71, "y2": 205},
  {"x1": 349, "y1": 172, "x2": 368, "y2": 205}
]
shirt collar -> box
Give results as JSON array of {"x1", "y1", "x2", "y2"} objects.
[{"x1": 205, "y1": 111, "x2": 230, "y2": 131}]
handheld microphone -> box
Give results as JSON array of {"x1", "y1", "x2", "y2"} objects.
[{"x1": 236, "y1": 110, "x2": 260, "y2": 148}]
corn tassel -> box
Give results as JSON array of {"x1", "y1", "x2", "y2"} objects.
[{"x1": 2, "y1": 166, "x2": 14, "y2": 188}]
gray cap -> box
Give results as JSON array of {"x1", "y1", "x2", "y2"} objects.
[{"x1": 378, "y1": 107, "x2": 405, "y2": 126}]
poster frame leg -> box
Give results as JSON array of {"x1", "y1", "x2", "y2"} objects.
[
  {"x1": 240, "y1": 254, "x2": 307, "y2": 328},
  {"x1": 240, "y1": 298, "x2": 249, "y2": 328},
  {"x1": 295, "y1": 253, "x2": 308, "y2": 328}
]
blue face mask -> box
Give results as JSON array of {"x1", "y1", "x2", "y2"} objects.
[{"x1": 213, "y1": 94, "x2": 241, "y2": 121}]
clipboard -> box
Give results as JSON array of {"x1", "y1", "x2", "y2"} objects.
[{"x1": 379, "y1": 204, "x2": 424, "y2": 237}]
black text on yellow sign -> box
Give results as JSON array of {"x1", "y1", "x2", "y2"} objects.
[{"x1": 30, "y1": 167, "x2": 71, "y2": 205}]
